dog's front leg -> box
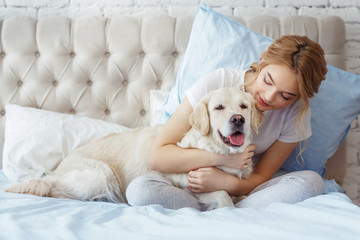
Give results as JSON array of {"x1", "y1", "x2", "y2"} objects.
[{"x1": 196, "y1": 190, "x2": 234, "y2": 210}]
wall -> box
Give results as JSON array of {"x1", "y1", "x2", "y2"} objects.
[{"x1": 0, "y1": 0, "x2": 359, "y2": 205}]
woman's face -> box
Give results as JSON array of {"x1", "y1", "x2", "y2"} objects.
[{"x1": 250, "y1": 64, "x2": 300, "y2": 112}]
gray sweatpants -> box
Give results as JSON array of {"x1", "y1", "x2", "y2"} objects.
[{"x1": 125, "y1": 170, "x2": 325, "y2": 211}]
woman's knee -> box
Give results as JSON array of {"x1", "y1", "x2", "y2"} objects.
[
  {"x1": 235, "y1": 170, "x2": 325, "y2": 208},
  {"x1": 281, "y1": 170, "x2": 324, "y2": 195},
  {"x1": 126, "y1": 175, "x2": 169, "y2": 206},
  {"x1": 297, "y1": 170, "x2": 324, "y2": 194},
  {"x1": 125, "y1": 175, "x2": 206, "y2": 210}
]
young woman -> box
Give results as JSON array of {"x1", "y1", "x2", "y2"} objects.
[{"x1": 126, "y1": 35, "x2": 328, "y2": 211}]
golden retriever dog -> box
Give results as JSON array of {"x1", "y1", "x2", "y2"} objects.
[{"x1": 6, "y1": 87, "x2": 264, "y2": 209}]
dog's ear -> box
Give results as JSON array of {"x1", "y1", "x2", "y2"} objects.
[
  {"x1": 189, "y1": 99, "x2": 210, "y2": 136},
  {"x1": 251, "y1": 100, "x2": 264, "y2": 134}
]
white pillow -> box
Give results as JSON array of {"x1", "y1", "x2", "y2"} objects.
[{"x1": 3, "y1": 104, "x2": 129, "y2": 181}]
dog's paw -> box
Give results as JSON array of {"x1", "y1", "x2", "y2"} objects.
[
  {"x1": 196, "y1": 190, "x2": 234, "y2": 210},
  {"x1": 5, "y1": 179, "x2": 52, "y2": 197},
  {"x1": 215, "y1": 193, "x2": 235, "y2": 208}
]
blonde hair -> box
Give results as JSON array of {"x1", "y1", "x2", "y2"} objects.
[{"x1": 247, "y1": 35, "x2": 328, "y2": 162}]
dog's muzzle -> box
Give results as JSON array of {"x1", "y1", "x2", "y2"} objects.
[{"x1": 218, "y1": 114, "x2": 245, "y2": 147}]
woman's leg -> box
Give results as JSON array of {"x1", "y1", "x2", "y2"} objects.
[
  {"x1": 126, "y1": 175, "x2": 208, "y2": 211},
  {"x1": 235, "y1": 170, "x2": 324, "y2": 208}
]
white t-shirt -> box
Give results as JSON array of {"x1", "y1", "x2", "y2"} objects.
[{"x1": 185, "y1": 68, "x2": 311, "y2": 160}]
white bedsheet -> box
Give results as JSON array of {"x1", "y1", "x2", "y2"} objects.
[{"x1": 0, "y1": 170, "x2": 359, "y2": 240}]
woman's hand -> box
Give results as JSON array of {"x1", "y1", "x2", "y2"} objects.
[
  {"x1": 215, "y1": 144, "x2": 255, "y2": 169},
  {"x1": 187, "y1": 144, "x2": 255, "y2": 194},
  {"x1": 187, "y1": 167, "x2": 228, "y2": 193},
  {"x1": 187, "y1": 166, "x2": 251, "y2": 194}
]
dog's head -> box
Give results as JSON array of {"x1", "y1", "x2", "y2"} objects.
[{"x1": 189, "y1": 88, "x2": 264, "y2": 152}]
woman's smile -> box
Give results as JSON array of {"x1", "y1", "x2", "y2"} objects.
[{"x1": 258, "y1": 95, "x2": 270, "y2": 108}]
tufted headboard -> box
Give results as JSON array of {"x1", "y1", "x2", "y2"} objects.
[{"x1": 0, "y1": 15, "x2": 346, "y2": 180}]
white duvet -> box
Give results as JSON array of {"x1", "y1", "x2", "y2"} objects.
[{"x1": 0, "y1": 171, "x2": 359, "y2": 240}]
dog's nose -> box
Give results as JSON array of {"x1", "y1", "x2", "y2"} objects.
[{"x1": 230, "y1": 114, "x2": 245, "y2": 126}]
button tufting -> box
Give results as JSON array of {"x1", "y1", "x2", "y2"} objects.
[
  {"x1": 140, "y1": 109, "x2": 146, "y2": 116},
  {"x1": 87, "y1": 80, "x2": 93, "y2": 86},
  {"x1": 70, "y1": 52, "x2": 75, "y2": 57},
  {"x1": 156, "y1": 80, "x2": 162, "y2": 86},
  {"x1": 35, "y1": 51, "x2": 40, "y2": 57},
  {"x1": 104, "y1": 109, "x2": 110, "y2": 115},
  {"x1": 122, "y1": 80, "x2": 128, "y2": 86},
  {"x1": 139, "y1": 51, "x2": 145, "y2": 57},
  {"x1": 52, "y1": 80, "x2": 58, "y2": 86},
  {"x1": 70, "y1": 109, "x2": 76, "y2": 114},
  {"x1": 0, "y1": 109, "x2": 5, "y2": 116},
  {"x1": 105, "y1": 52, "x2": 110, "y2": 57},
  {"x1": 17, "y1": 80, "x2": 23, "y2": 87},
  {"x1": 1, "y1": 52, "x2": 5, "y2": 58},
  {"x1": 172, "y1": 51, "x2": 178, "y2": 57}
]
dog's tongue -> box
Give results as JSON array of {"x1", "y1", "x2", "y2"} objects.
[{"x1": 229, "y1": 133, "x2": 244, "y2": 146}]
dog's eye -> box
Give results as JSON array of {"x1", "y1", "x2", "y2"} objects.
[
  {"x1": 240, "y1": 104, "x2": 248, "y2": 109},
  {"x1": 215, "y1": 105, "x2": 225, "y2": 110}
]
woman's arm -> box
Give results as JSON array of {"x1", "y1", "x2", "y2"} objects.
[
  {"x1": 187, "y1": 140, "x2": 298, "y2": 195},
  {"x1": 147, "y1": 97, "x2": 254, "y2": 173}
]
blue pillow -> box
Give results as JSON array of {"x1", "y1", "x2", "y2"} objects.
[
  {"x1": 283, "y1": 65, "x2": 360, "y2": 176},
  {"x1": 163, "y1": 2, "x2": 272, "y2": 119},
  {"x1": 162, "y1": 2, "x2": 360, "y2": 177}
]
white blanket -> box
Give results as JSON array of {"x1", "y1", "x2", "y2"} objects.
[{"x1": 0, "y1": 170, "x2": 359, "y2": 240}]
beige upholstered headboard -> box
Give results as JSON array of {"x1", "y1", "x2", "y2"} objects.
[{"x1": 0, "y1": 15, "x2": 346, "y2": 181}]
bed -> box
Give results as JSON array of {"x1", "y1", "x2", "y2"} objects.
[{"x1": 1, "y1": 2, "x2": 360, "y2": 239}]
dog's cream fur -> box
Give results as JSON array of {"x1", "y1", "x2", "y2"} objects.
[{"x1": 6, "y1": 88, "x2": 264, "y2": 209}]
